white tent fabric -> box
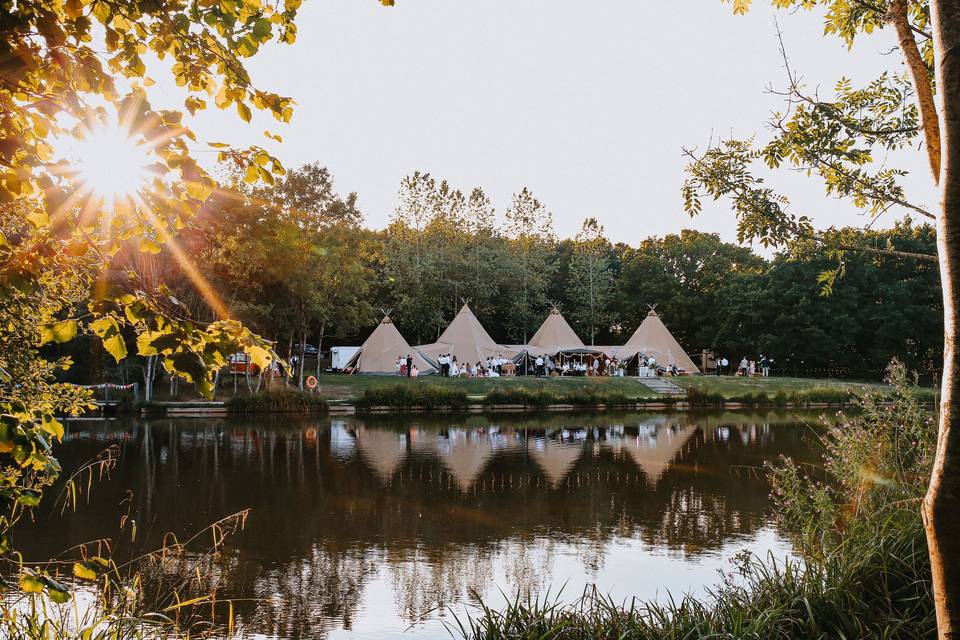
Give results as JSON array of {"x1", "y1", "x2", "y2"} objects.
[
  {"x1": 346, "y1": 315, "x2": 436, "y2": 375},
  {"x1": 528, "y1": 308, "x2": 584, "y2": 353},
  {"x1": 619, "y1": 310, "x2": 700, "y2": 373},
  {"x1": 418, "y1": 303, "x2": 516, "y2": 364}
]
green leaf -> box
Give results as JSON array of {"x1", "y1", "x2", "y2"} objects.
[
  {"x1": 246, "y1": 345, "x2": 272, "y2": 369},
  {"x1": 41, "y1": 416, "x2": 64, "y2": 441},
  {"x1": 73, "y1": 562, "x2": 97, "y2": 581},
  {"x1": 102, "y1": 332, "x2": 128, "y2": 362},
  {"x1": 139, "y1": 238, "x2": 162, "y2": 254},
  {"x1": 19, "y1": 573, "x2": 44, "y2": 594},
  {"x1": 40, "y1": 319, "x2": 77, "y2": 344},
  {"x1": 25, "y1": 210, "x2": 49, "y2": 229}
]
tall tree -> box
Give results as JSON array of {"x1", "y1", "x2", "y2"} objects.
[
  {"x1": 384, "y1": 171, "x2": 435, "y2": 342},
  {"x1": 568, "y1": 218, "x2": 614, "y2": 345},
  {"x1": 503, "y1": 188, "x2": 556, "y2": 342},
  {"x1": 685, "y1": 1, "x2": 957, "y2": 634}
]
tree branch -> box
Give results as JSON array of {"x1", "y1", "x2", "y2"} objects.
[{"x1": 888, "y1": 0, "x2": 942, "y2": 182}]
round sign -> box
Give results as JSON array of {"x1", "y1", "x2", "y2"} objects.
[{"x1": 306, "y1": 375, "x2": 318, "y2": 389}]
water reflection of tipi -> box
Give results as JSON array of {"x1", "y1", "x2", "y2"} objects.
[
  {"x1": 530, "y1": 441, "x2": 583, "y2": 487},
  {"x1": 439, "y1": 430, "x2": 494, "y2": 491},
  {"x1": 356, "y1": 428, "x2": 407, "y2": 482},
  {"x1": 615, "y1": 423, "x2": 695, "y2": 486}
]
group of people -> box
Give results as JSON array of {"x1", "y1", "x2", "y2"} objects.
[
  {"x1": 410, "y1": 353, "x2": 514, "y2": 378},
  {"x1": 532, "y1": 355, "x2": 627, "y2": 378},
  {"x1": 714, "y1": 355, "x2": 773, "y2": 377},
  {"x1": 394, "y1": 355, "x2": 419, "y2": 377}
]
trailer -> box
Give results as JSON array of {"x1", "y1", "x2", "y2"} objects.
[{"x1": 330, "y1": 346, "x2": 360, "y2": 371}]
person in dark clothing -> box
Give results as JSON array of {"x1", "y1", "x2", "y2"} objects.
[{"x1": 406, "y1": 354, "x2": 413, "y2": 377}]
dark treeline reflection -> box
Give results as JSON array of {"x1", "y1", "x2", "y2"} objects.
[{"x1": 18, "y1": 411, "x2": 821, "y2": 639}]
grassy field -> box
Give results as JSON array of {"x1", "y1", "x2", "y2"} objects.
[{"x1": 296, "y1": 373, "x2": 930, "y2": 403}]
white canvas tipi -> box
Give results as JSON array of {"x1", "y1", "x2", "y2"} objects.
[
  {"x1": 621, "y1": 310, "x2": 700, "y2": 373},
  {"x1": 418, "y1": 303, "x2": 514, "y2": 364},
  {"x1": 527, "y1": 307, "x2": 585, "y2": 354},
  {"x1": 346, "y1": 315, "x2": 436, "y2": 375}
]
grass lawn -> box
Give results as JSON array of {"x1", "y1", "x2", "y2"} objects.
[
  {"x1": 304, "y1": 373, "x2": 929, "y2": 402},
  {"x1": 673, "y1": 375, "x2": 905, "y2": 397}
]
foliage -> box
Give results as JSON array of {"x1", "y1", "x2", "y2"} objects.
[
  {"x1": 355, "y1": 384, "x2": 470, "y2": 411},
  {"x1": 482, "y1": 385, "x2": 642, "y2": 408},
  {"x1": 0, "y1": 0, "x2": 343, "y2": 607},
  {"x1": 684, "y1": 0, "x2": 937, "y2": 290},
  {"x1": 227, "y1": 389, "x2": 328, "y2": 415},
  {"x1": 567, "y1": 219, "x2": 615, "y2": 345}
]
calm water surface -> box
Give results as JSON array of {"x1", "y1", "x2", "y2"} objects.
[{"x1": 17, "y1": 410, "x2": 825, "y2": 639}]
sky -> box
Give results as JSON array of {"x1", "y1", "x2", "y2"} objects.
[{"x1": 150, "y1": 0, "x2": 936, "y2": 246}]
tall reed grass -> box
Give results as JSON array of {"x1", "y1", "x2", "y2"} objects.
[{"x1": 226, "y1": 389, "x2": 328, "y2": 414}]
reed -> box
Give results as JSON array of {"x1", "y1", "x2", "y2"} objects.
[{"x1": 226, "y1": 389, "x2": 328, "y2": 414}]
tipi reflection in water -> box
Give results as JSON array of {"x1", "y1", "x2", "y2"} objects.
[
  {"x1": 355, "y1": 427, "x2": 407, "y2": 483},
  {"x1": 609, "y1": 418, "x2": 696, "y2": 486},
  {"x1": 530, "y1": 439, "x2": 583, "y2": 487}
]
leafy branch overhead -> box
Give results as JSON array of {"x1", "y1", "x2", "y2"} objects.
[
  {"x1": 0, "y1": 0, "x2": 396, "y2": 600},
  {"x1": 685, "y1": 1, "x2": 937, "y2": 283}
]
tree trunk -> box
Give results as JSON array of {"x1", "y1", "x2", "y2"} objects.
[
  {"x1": 314, "y1": 323, "x2": 325, "y2": 392},
  {"x1": 143, "y1": 355, "x2": 155, "y2": 403},
  {"x1": 286, "y1": 334, "x2": 294, "y2": 386},
  {"x1": 298, "y1": 331, "x2": 307, "y2": 390},
  {"x1": 926, "y1": 3, "x2": 960, "y2": 637}
]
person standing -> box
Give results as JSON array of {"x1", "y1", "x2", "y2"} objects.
[
  {"x1": 406, "y1": 354, "x2": 413, "y2": 378},
  {"x1": 715, "y1": 355, "x2": 722, "y2": 376},
  {"x1": 535, "y1": 355, "x2": 544, "y2": 378},
  {"x1": 760, "y1": 354, "x2": 770, "y2": 377}
]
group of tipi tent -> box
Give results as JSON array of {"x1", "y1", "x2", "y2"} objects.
[{"x1": 344, "y1": 304, "x2": 699, "y2": 375}]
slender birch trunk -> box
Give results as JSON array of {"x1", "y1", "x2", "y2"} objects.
[
  {"x1": 297, "y1": 330, "x2": 307, "y2": 390},
  {"x1": 314, "y1": 323, "x2": 325, "y2": 392},
  {"x1": 927, "y1": 3, "x2": 960, "y2": 636}
]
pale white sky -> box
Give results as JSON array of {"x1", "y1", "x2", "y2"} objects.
[{"x1": 154, "y1": 1, "x2": 936, "y2": 245}]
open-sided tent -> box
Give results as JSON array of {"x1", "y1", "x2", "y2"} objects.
[
  {"x1": 345, "y1": 315, "x2": 437, "y2": 375},
  {"x1": 418, "y1": 303, "x2": 515, "y2": 364},
  {"x1": 528, "y1": 308, "x2": 584, "y2": 353},
  {"x1": 619, "y1": 309, "x2": 700, "y2": 373}
]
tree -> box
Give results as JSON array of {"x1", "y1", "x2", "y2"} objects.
[
  {"x1": 568, "y1": 218, "x2": 614, "y2": 345},
  {"x1": 0, "y1": 0, "x2": 316, "y2": 587},
  {"x1": 463, "y1": 187, "x2": 505, "y2": 326},
  {"x1": 384, "y1": 171, "x2": 435, "y2": 342},
  {"x1": 684, "y1": 1, "x2": 958, "y2": 634},
  {"x1": 503, "y1": 188, "x2": 556, "y2": 342}
]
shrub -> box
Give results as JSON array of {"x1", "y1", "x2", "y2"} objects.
[
  {"x1": 356, "y1": 384, "x2": 469, "y2": 411},
  {"x1": 227, "y1": 389, "x2": 328, "y2": 415}
]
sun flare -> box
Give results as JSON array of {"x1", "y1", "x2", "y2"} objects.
[{"x1": 70, "y1": 125, "x2": 152, "y2": 204}]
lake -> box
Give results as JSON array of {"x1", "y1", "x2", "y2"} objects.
[{"x1": 16, "y1": 410, "x2": 827, "y2": 639}]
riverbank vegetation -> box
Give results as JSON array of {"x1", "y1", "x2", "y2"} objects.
[
  {"x1": 226, "y1": 389, "x2": 328, "y2": 415},
  {"x1": 455, "y1": 364, "x2": 936, "y2": 638}
]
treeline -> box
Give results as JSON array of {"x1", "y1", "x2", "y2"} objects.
[{"x1": 75, "y1": 163, "x2": 942, "y2": 383}]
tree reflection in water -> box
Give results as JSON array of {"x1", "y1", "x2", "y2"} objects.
[{"x1": 16, "y1": 411, "x2": 822, "y2": 639}]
